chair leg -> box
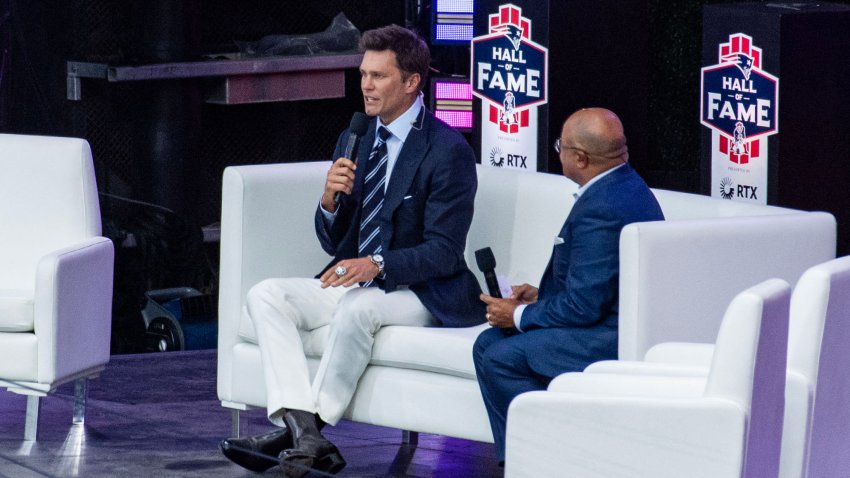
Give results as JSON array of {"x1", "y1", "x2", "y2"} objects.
[
  {"x1": 73, "y1": 378, "x2": 88, "y2": 425},
  {"x1": 25, "y1": 395, "x2": 40, "y2": 441},
  {"x1": 231, "y1": 409, "x2": 241, "y2": 438},
  {"x1": 402, "y1": 430, "x2": 419, "y2": 446}
]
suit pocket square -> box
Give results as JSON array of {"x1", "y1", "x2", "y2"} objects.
[{"x1": 554, "y1": 236, "x2": 565, "y2": 245}]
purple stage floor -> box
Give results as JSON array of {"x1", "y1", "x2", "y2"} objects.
[{"x1": 0, "y1": 350, "x2": 503, "y2": 477}]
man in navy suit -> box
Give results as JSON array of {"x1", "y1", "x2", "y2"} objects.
[
  {"x1": 474, "y1": 108, "x2": 665, "y2": 464},
  {"x1": 220, "y1": 25, "x2": 484, "y2": 477}
]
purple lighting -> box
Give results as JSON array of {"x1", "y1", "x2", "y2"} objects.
[
  {"x1": 432, "y1": 78, "x2": 473, "y2": 131},
  {"x1": 435, "y1": 82, "x2": 473, "y2": 101},
  {"x1": 431, "y1": 77, "x2": 472, "y2": 132},
  {"x1": 435, "y1": 110, "x2": 473, "y2": 129},
  {"x1": 432, "y1": 0, "x2": 474, "y2": 44},
  {"x1": 435, "y1": 0, "x2": 474, "y2": 13},
  {"x1": 436, "y1": 24, "x2": 473, "y2": 42}
]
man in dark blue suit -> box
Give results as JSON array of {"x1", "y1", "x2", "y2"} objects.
[
  {"x1": 221, "y1": 25, "x2": 484, "y2": 477},
  {"x1": 474, "y1": 108, "x2": 665, "y2": 464}
]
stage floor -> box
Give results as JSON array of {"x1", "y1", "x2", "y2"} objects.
[{"x1": 0, "y1": 350, "x2": 503, "y2": 477}]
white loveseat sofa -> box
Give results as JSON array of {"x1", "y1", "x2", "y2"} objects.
[{"x1": 217, "y1": 161, "x2": 835, "y2": 443}]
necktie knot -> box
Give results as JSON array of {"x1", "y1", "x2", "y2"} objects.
[{"x1": 377, "y1": 126, "x2": 392, "y2": 142}]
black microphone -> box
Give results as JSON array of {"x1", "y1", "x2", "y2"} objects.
[
  {"x1": 475, "y1": 247, "x2": 502, "y2": 298},
  {"x1": 334, "y1": 112, "x2": 370, "y2": 204}
]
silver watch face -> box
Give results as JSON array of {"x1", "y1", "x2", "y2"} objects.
[{"x1": 372, "y1": 254, "x2": 384, "y2": 265}]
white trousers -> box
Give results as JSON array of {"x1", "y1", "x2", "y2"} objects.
[{"x1": 246, "y1": 278, "x2": 437, "y2": 426}]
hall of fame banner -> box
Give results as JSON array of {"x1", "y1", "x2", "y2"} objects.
[
  {"x1": 471, "y1": 3, "x2": 548, "y2": 172},
  {"x1": 701, "y1": 33, "x2": 779, "y2": 204}
]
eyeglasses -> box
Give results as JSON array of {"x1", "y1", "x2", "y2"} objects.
[{"x1": 553, "y1": 139, "x2": 584, "y2": 155}]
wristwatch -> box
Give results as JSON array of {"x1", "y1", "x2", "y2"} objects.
[{"x1": 370, "y1": 254, "x2": 386, "y2": 279}]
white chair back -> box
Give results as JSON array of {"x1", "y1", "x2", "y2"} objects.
[
  {"x1": 0, "y1": 134, "x2": 101, "y2": 288},
  {"x1": 789, "y1": 256, "x2": 850, "y2": 477},
  {"x1": 705, "y1": 278, "x2": 790, "y2": 478}
]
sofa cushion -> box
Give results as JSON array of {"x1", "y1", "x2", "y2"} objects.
[
  {"x1": 0, "y1": 290, "x2": 35, "y2": 332},
  {"x1": 370, "y1": 324, "x2": 488, "y2": 379},
  {"x1": 239, "y1": 308, "x2": 487, "y2": 379}
]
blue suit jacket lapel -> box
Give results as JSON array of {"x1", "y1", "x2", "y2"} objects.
[
  {"x1": 382, "y1": 110, "x2": 430, "y2": 220},
  {"x1": 539, "y1": 166, "x2": 632, "y2": 294},
  {"x1": 353, "y1": 126, "x2": 377, "y2": 198}
]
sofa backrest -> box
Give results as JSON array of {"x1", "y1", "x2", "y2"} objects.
[
  {"x1": 468, "y1": 166, "x2": 575, "y2": 289},
  {"x1": 220, "y1": 162, "x2": 331, "y2": 305},
  {"x1": 652, "y1": 188, "x2": 795, "y2": 220}
]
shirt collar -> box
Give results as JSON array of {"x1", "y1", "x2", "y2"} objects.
[
  {"x1": 377, "y1": 94, "x2": 424, "y2": 143},
  {"x1": 575, "y1": 162, "x2": 626, "y2": 198}
]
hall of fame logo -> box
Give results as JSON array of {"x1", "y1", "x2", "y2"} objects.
[
  {"x1": 701, "y1": 33, "x2": 779, "y2": 164},
  {"x1": 471, "y1": 4, "x2": 548, "y2": 134}
]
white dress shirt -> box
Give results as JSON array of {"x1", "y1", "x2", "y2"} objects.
[{"x1": 320, "y1": 95, "x2": 425, "y2": 222}]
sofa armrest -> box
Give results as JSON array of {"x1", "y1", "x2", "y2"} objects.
[
  {"x1": 34, "y1": 237, "x2": 114, "y2": 384},
  {"x1": 618, "y1": 211, "x2": 835, "y2": 360},
  {"x1": 217, "y1": 161, "x2": 332, "y2": 402}
]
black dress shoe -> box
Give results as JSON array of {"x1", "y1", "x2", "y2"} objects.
[
  {"x1": 278, "y1": 410, "x2": 346, "y2": 477},
  {"x1": 220, "y1": 427, "x2": 293, "y2": 473},
  {"x1": 278, "y1": 437, "x2": 346, "y2": 477}
]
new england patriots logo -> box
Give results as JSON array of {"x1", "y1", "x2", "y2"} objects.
[
  {"x1": 722, "y1": 53, "x2": 754, "y2": 80},
  {"x1": 505, "y1": 25, "x2": 523, "y2": 50}
]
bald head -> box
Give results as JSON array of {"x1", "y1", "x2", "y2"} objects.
[
  {"x1": 558, "y1": 108, "x2": 629, "y2": 185},
  {"x1": 564, "y1": 108, "x2": 628, "y2": 162}
]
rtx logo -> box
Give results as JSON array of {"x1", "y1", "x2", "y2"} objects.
[
  {"x1": 737, "y1": 184, "x2": 758, "y2": 199},
  {"x1": 719, "y1": 177, "x2": 758, "y2": 200},
  {"x1": 489, "y1": 147, "x2": 528, "y2": 169},
  {"x1": 489, "y1": 147, "x2": 505, "y2": 167},
  {"x1": 507, "y1": 154, "x2": 527, "y2": 168},
  {"x1": 719, "y1": 177, "x2": 735, "y2": 199}
]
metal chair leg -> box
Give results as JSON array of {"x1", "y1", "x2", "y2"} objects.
[
  {"x1": 231, "y1": 409, "x2": 241, "y2": 438},
  {"x1": 402, "y1": 430, "x2": 419, "y2": 445},
  {"x1": 73, "y1": 378, "x2": 88, "y2": 425},
  {"x1": 24, "y1": 395, "x2": 40, "y2": 441}
]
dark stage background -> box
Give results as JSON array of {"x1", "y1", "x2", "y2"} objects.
[{"x1": 1, "y1": 0, "x2": 848, "y2": 351}]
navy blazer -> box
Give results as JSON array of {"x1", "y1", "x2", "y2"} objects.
[
  {"x1": 315, "y1": 109, "x2": 485, "y2": 328},
  {"x1": 519, "y1": 164, "x2": 664, "y2": 377}
]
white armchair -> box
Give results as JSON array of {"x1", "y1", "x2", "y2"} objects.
[
  {"x1": 788, "y1": 256, "x2": 850, "y2": 478},
  {"x1": 0, "y1": 133, "x2": 114, "y2": 440},
  {"x1": 505, "y1": 279, "x2": 792, "y2": 478},
  {"x1": 586, "y1": 255, "x2": 850, "y2": 478}
]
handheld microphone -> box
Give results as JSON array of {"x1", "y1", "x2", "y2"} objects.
[
  {"x1": 334, "y1": 112, "x2": 370, "y2": 204},
  {"x1": 475, "y1": 247, "x2": 502, "y2": 298}
]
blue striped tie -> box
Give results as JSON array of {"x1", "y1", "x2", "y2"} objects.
[{"x1": 359, "y1": 126, "x2": 391, "y2": 286}]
